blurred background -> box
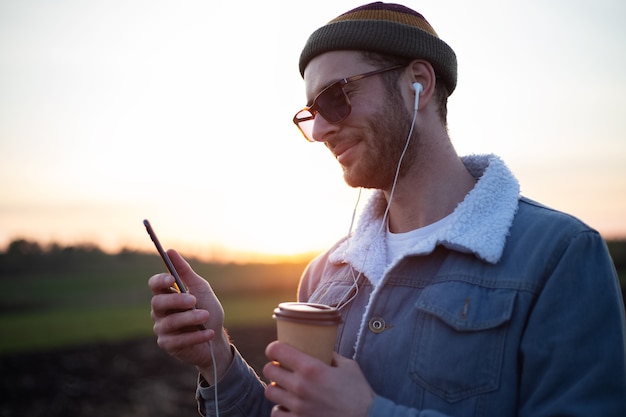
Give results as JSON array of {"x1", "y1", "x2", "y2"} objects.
[
  {"x1": 1, "y1": 0, "x2": 624, "y2": 416},
  {"x1": 1, "y1": 0, "x2": 625, "y2": 261}
]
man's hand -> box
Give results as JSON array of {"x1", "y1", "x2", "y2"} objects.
[
  {"x1": 148, "y1": 249, "x2": 232, "y2": 381},
  {"x1": 263, "y1": 341, "x2": 375, "y2": 417}
]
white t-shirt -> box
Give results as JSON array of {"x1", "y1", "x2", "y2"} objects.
[{"x1": 386, "y1": 214, "x2": 453, "y2": 267}]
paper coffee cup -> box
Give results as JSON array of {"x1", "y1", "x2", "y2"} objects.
[{"x1": 273, "y1": 302, "x2": 341, "y2": 366}]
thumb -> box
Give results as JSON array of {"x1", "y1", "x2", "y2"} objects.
[
  {"x1": 166, "y1": 249, "x2": 208, "y2": 293},
  {"x1": 332, "y1": 352, "x2": 352, "y2": 367}
]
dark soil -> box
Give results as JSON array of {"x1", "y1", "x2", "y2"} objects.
[{"x1": 0, "y1": 325, "x2": 275, "y2": 417}]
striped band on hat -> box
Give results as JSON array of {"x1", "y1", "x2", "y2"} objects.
[{"x1": 299, "y1": 2, "x2": 457, "y2": 95}]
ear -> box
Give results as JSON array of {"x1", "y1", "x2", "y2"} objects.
[{"x1": 405, "y1": 60, "x2": 437, "y2": 111}]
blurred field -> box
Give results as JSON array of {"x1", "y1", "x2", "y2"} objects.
[
  {"x1": 0, "y1": 243, "x2": 305, "y2": 354},
  {"x1": 0, "y1": 238, "x2": 624, "y2": 354},
  {"x1": 0, "y1": 239, "x2": 624, "y2": 417}
]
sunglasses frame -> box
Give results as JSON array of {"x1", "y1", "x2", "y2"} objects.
[{"x1": 293, "y1": 64, "x2": 406, "y2": 142}]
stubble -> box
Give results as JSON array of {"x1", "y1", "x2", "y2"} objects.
[{"x1": 343, "y1": 91, "x2": 419, "y2": 191}]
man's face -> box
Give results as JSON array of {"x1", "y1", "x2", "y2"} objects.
[{"x1": 303, "y1": 51, "x2": 416, "y2": 191}]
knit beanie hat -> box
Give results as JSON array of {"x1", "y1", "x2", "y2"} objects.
[{"x1": 299, "y1": 2, "x2": 457, "y2": 95}]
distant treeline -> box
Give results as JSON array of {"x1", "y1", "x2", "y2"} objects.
[
  {"x1": 0, "y1": 239, "x2": 309, "y2": 295},
  {"x1": 0, "y1": 239, "x2": 156, "y2": 275},
  {"x1": 2, "y1": 238, "x2": 625, "y2": 280}
]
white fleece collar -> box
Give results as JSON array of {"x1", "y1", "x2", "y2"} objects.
[{"x1": 328, "y1": 154, "x2": 520, "y2": 283}]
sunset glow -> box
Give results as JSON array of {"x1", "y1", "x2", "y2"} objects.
[{"x1": 1, "y1": 0, "x2": 625, "y2": 262}]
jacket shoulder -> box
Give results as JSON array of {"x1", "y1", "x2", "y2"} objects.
[
  {"x1": 515, "y1": 196, "x2": 597, "y2": 237},
  {"x1": 501, "y1": 197, "x2": 611, "y2": 288}
]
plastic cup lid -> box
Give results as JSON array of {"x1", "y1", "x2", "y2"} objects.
[{"x1": 273, "y1": 302, "x2": 342, "y2": 325}]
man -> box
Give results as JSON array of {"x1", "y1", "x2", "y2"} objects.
[{"x1": 149, "y1": 3, "x2": 626, "y2": 416}]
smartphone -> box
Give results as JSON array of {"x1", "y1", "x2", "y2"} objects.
[
  {"x1": 143, "y1": 219, "x2": 189, "y2": 294},
  {"x1": 143, "y1": 219, "x2": 206, "y2": 331}
]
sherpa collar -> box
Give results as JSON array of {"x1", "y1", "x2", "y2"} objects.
[{"x1": 328, "y1": 154, "x2": 520, "y2": 283}]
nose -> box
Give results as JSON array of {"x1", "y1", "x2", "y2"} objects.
[{"x1": 311, "y1": 114, "x2": 339, "y2": 142}]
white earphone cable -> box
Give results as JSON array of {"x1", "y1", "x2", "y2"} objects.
[
  {"x1": 207, "y1": 340, "x2": 219, "y2": 417},
  {"x1": 337, "y1": 98, "x2": 419, "y2": 310}
]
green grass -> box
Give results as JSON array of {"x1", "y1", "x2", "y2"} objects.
[
  {"x1": 2, "y1": 244, "x2": 623, "y2": 355},
  {"x1": 0, "y1": 252, "x2": 303, "y2": 354},
  {"x1": 0, "y1": 293, "x2": 293, "y2": 354},
  {"x1": 0, "y1": 306, "x2": 154, "y2": 353},
  {"x1": 222, "y1": 292, "x2": 295, "y2": 327}
]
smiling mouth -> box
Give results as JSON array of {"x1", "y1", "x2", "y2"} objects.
[{"x1": 332, "y1": 141, "x2": 358, "y2": 161}]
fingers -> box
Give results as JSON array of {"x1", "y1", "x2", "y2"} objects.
[
  {"x1": 147, "y1": 250, "x2": 205, "y2": 294},
  {"x1": 148, "y1": 272, "x2": 172, "y2": 294},
  {"x1": 265, "y1": 341, "x2": 326, "y2": 373},
  {"x1": 150, "y1": 273, "x2": 210, "y2": 337},
  {"x1": 155, "y1": 325, "x2": 214, "y2": 352},
  {"x1": 151, "y1": 293, "x2": 214, "y2": 357},
  {"x1": 331, "y1": 351, "x2": 351, "y2": 367},
  {"x1": 265, "y1": 361, "x2": 321, "y2": 416},
  {"x1": 265, "y1": 378, "x2": 298, "y2": 415},
  {"x1": 146, "y1": 249, "x2": 227, "y2": 370},
  {"x1": 151, "y1": 290, "x2": 198, "y2": 314},
  {"x1": 264, "y1": 341, "x2": 330, "y2": 411},
  {"x1": 151, "y1": 311, "x2": 216, "y2": 369},
  {"x1": 271, "y1": 403, "x2": 291, "y2": 416},
  {"x1": 265, "y1": 345, "x2": 375, "y2": 417},
  {"x1": 151, "y1": 300, "x2": 209, "y2": 328},
  {"x1": 148, "y1": 249, "x2": 224, "y2": 334},
  {"x1": 264, "y1": 342, "x2": 298, "y2": 409}
]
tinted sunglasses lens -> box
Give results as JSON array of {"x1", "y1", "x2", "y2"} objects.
[
  {"x1": 294, "y1": 109, "x2": 315, "y2": 141},
  {"x1": 316, "y1": 83, "x2": 350, "y2": 123}
]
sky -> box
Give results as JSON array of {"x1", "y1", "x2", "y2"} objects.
[{"x1": 1, "y1": 0, "x2": 625, "y2": 262}]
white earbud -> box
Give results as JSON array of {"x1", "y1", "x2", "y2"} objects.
[{"x1": 412, "y1": 82, "x2": 423, "y2": 111}]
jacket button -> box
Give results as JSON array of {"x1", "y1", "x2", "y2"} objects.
[{"x1": 368, "y1": 317, "x2": 386, "y2": 333}]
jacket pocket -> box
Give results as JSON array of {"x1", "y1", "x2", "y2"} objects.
[{"x1": 410, "y1": 281, "x2": 516, "y2": 403}]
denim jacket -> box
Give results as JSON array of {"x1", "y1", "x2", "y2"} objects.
[{"x1": 198, "y1": 154, "x2": 626, "y2": 416}]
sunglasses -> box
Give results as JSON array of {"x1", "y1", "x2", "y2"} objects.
[{"x1": 292, "y1": 64, "x2": 405, "y2": 142}]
